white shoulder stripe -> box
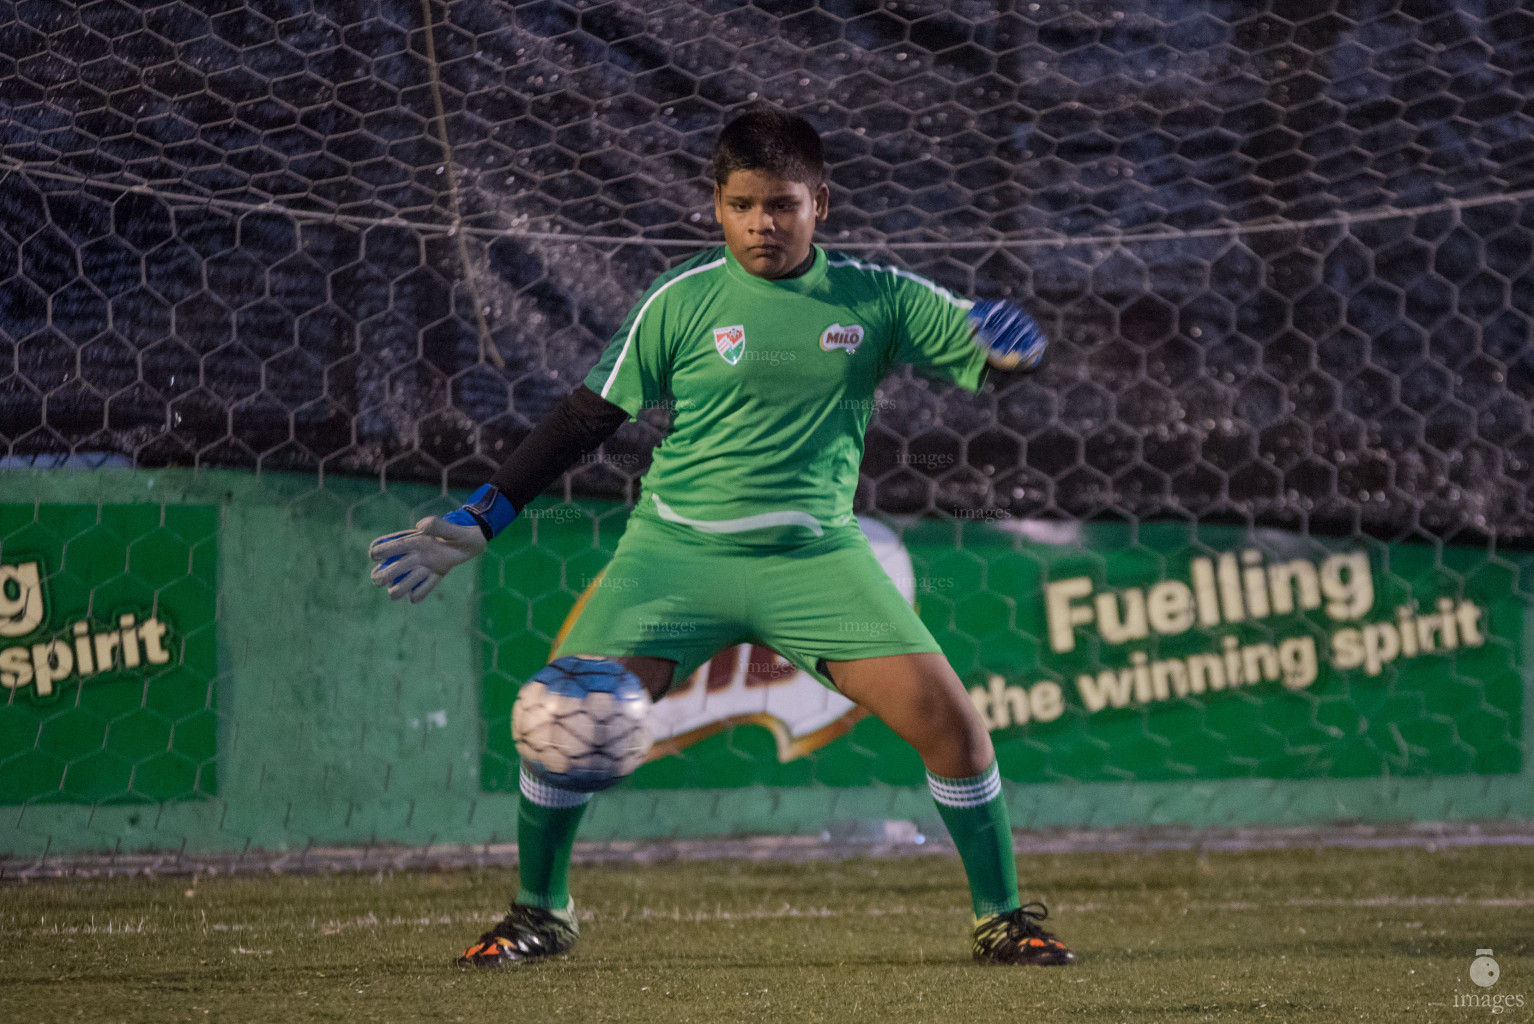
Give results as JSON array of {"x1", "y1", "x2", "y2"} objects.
[
  {"x1": 600, "y1": 257, "x2": 728, "y2": 401},
  {"x1": 826, "y1": 256, "x2": 975, "y2": 311}
]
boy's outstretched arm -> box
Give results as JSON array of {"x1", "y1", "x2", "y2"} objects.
[{"x1": 367, "y1": 385, "x2": 630, "y2": 602}]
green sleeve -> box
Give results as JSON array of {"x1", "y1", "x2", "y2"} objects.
[
  {"x1": 889, "y1": 270, "x2": 989, "y2": 392},
  {"x1": 583, "y1": 249, "x2": 722, "y2": 418},
  {"x1": 582, "y1": 288, "x2": 668, "y2": 420}
]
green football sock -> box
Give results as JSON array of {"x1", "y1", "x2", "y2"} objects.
[
  {"x1": 926, "y1": 762, "x2": 1020, "y2": 919},
  {"x1": 514, "y1": 767, "x2": 591, "y2": 911}
]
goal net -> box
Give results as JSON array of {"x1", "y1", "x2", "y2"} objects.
[{"x1": 1, "y1": 0, "x2": 1530, "y2": 858}]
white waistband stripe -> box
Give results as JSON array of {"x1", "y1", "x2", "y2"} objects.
[{"x1": 651, "y1": 494, "x2": 825, "y2": 536}]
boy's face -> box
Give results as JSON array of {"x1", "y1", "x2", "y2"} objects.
[{"x1": 713, "y1": 169, "x2": 829, "y2": 279}]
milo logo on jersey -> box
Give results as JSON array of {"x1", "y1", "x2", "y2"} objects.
[
  {"x1": 819, "y1": 322, "x2": 864, "y2": 353},
  {"x1": 713, "y1": 324, "x2": 746, "y2": 365}
]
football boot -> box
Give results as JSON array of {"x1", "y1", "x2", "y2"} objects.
[
  {"x1": 972, "y1": 902, "x2": 1075, "y2": 966},
  {"x1": 455, "y1": 903, "x2": 579, "y2": 967}
]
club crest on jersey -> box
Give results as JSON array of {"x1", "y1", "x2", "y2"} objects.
[
  {"x1": 713, "y1": 325, "x2": 746, "y2": 365},
  {"x1": 819, "y1": 322, "x2": 864, "y2": 354}
]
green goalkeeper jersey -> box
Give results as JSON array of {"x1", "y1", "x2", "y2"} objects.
[{"x1": 583, "y1": 244, "x2": 987, "y2": 541}]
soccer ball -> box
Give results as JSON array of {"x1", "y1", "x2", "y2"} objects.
[{"x1": 513, "y1": 655, "x2": 653, "y2": 792}]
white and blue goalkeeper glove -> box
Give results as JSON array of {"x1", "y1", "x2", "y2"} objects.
[
  {"x1": 368, "y1": 484, "x2": 517, "y2": 603},
  {"x1": 968, "y1": 298, "x2": 1048, "y2": 372}
]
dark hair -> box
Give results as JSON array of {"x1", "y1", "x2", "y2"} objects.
[{"x1": 712, "y1": 109, "x2": 825, "y2": 188}]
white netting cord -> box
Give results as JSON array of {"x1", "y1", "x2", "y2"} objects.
[{"x1": 0, "y1": 0, "x2": 1529, "y2": 538}]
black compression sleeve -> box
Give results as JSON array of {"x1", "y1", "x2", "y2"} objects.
[{"x1": 488, "y1": 385, "x2": 632, "y2": 512}]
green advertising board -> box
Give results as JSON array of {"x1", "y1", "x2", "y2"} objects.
[
  {"x1": 0, "y1": 471, "x2": 1525, "y2": 858},
  {"x1": 928, "y1": 519, "x2": 1520, "y2": 782},
  {"x1": 0, "y1": 504, "x2": 218, "y2": 804},
  {"x1": 480, "y1": 509, "x2": 1522, "y2": 791}
]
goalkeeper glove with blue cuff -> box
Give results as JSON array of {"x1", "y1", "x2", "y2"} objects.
[
  {"x1": 368, "y1": 484, "x2": 517, "y2": 603},
  {"x1": 968, "y1": 298, "x2": 1048, "y2": 372},
  {"x1": 444, "y1": 483, "x2": 519, "y2": 540}
]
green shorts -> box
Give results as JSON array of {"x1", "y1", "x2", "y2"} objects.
[{"x1": 552, "y1": 505, "x2": 942, "y2": 692}]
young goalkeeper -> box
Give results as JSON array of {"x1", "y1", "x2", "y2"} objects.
[{"x1": 369, "y1": 109, "x2": 1073, "y2": 968}]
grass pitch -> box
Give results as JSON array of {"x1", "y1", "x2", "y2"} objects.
[{"x1": 3, "y1": 844, "x2": 1530, "y2": 1023}]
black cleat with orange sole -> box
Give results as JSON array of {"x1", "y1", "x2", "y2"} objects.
[
  {"x1": 972, "y1": 902, "x2": 1076, "y2": 966},
  {"x1": 455, "y1": 904, "x2": 579, "y2": 968}
]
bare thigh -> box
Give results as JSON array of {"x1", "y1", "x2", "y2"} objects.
[
  {"x1": 615, "y1": 655, "x2": 677, "y2": 701},
  {"x1": 554, "y1": 651, "x2": 677, "y2": 701},
  {"x1": 824, "y1": 652, "x2": 994, "y2": 778}
]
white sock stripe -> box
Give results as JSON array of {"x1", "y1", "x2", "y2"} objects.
[
  {"x1": 926, "y1": 765, "x2": 1003, "y2": 808},
  {"x1": 926, "y1": 763, "x2": 1000, "y2": 792},
  {"x1": 929, "y1": 777, "x2": 1002, "y2": 808},
  {"x1": 520, "y1": 767, "x2": 592, "y2": 808},
  {"x1": 928, "y1": 779, "x2": 1002, "y2": 807}
]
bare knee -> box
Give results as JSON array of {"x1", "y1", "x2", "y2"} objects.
[
  {"x1": 826, "y1": 653, "x2": 995, "y2": 778},
  {"x1": 920, "y1": 702, "x2": 994, "y2": 778}
]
